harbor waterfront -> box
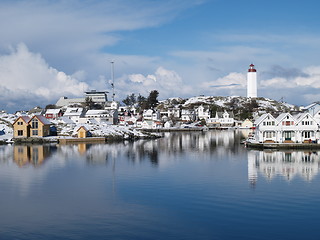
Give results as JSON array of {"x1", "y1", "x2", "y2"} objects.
[{"x1": 1, "y1": 130, "x2": 320, "y2": 240}]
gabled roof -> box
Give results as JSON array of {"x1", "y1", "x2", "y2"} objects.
[
  {"x1": 45, "y1": 109, "x2": 61, "y2": 114},
  {"x1": 294, "y1": 112, "x2": 316, "y2": 125},
  {"x1": 254, "y1": 113, "x2": 275, "y2": 126},
  {"x1": 76, "y1": 125, "x2": 89, "y2": 132},
  {"x1": 275, "y1": 112, "x2": 295, "y2": 123},
  {"x1": 64, "y1": 107, "x2": 84, "y2": 116},
  {"x1": 13, "y1": 116, "x2": 31, "y2": 125},
  {"x1": 30, "y1": 115, "x2": 51, "y2": 125}
]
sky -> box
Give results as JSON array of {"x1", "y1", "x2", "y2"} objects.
[{"x1": 1, "y1": 0, "x2": 320, "y2": 112}]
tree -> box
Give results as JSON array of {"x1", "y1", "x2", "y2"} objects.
[
  {"x1": 45, "y1": 104, "x2": 57, "y2": 109},
  {"x1": 147, "y1": 90, "x2": 159, "y2": 109},
  {"x1": 137, "y1": 94, "x2": 147, "y2": 110},
  {"x1": 122, "y1": 93, "x2": 137, "y2": 106},
  {"x1": 84, "y1": 97, "x2": 94, "y2": 109}
]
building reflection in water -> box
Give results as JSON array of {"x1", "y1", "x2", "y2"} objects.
[
  {"x1": 13, "y1": 145, "x2": 54, "y2": 167},
  {"x1": 2, "y1": 130, "x2": 248, "y2": 167},
  {"x1": 248, "y1": 150, "x2": 320, "y2": 185},
  {"x1": 76, "y1": 130, "x2": 247, "y2": 166}
]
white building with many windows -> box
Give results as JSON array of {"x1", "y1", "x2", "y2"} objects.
[{"x1": 254, "y1": 112, "x2": 319, "y2": 143}]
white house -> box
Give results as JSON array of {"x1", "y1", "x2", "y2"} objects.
[
  {"x1": 168, "y1": 107, "x2": 181, "y2": 118},
  {"x1": 254, "y1": 112, "x2": 319, "y2": 143},
  {"x1": 181, "y1": 109, "x2": 196, "y2": 122},
  {"x1": 197, "y1": 105, "x2": 211, "y2": 121},
  {"x1": 164, "y1": 121, "x2": 173, "y2": 128},
  {"x1": 63, "y1": 107, "x2": 85, "y2": 123},
  {"x1": 207, "y1": 110, "x2": 234, "y2": 128},
  {"x1": 240, "y1": 119, "x2": 253, "y2": 129},
  {"x1": 83, "y1": 109, "x2": 118, "y2": 125},
  {"x1": 254, "y1": 113, "x2": 278, "y2": 143},
  {"x1": 143, "y1": 109, "x2": 160, "y2": 121}
]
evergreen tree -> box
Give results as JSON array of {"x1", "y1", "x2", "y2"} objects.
[{"x1": 147, "y1": 90, "x2": 159, "y2": 109}]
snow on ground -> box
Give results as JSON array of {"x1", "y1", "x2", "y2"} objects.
[
  {"x1": 0, "y1": 124, "x2": 13, "y2": 141},
  {"x1": 0, "y1": 113, "x2": 16, "y2": 141}
]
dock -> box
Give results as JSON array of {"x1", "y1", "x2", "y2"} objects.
[
  {"x1": 58, "y1": 137, "x2": 106, "y2": 144},
  {"x1": 246, "y1": 142, "x2": 320, "y2": 150}
]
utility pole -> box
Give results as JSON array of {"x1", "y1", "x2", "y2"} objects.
[{"x1": 110, "y1": 60, "x2": 115, "y2": 101}]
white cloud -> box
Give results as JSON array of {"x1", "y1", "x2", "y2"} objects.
[
  {"x1": 201, "y1": 72, "x2": 246, "y2": 89},
  {"x1": 295, "y1": 66, "x2": 320, "y2": 88},
  {"x1": 117, "y1": 67, "x2": 193, "y2": 99},
  {"x1": 0, "y1": 43, "x2": 89, "y2": 110},
  {"x1": 260, "y1": 66, "x2": 320, "y2": 89}
]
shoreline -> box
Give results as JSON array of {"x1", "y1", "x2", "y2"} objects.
[{"x1": 246, "y1": 142, "x2": 320, "y2": 149}]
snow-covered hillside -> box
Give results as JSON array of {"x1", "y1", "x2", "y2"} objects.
[{"x1": 161, "y1": 95, "x2": 296, "y2": 112}]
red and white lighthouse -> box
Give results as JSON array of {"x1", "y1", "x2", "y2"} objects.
[{"x1": 247, "y1": 63, "x2": 257, "y2": 98}]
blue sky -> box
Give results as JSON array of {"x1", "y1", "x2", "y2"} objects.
[{"x1": 0, "y1": 0, "x2": 320, "y2": 111}]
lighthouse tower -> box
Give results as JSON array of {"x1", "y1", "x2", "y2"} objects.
[{"x1": 247, "y1": 63, "x2": 257, "y2": 98}]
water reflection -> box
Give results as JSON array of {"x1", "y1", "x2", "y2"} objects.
[
  {"x1": 248, "y1": 150, "x2": 320, "y2": 185},
  {"x1": 81, "y1": 130, "x2": 247, "y2": 166},
  {"x1": 0, "y1": 130, "x2": 248, "y2": 168},
  {"x1": 13, "y1": 145, "x2": 55, "y2": 167}
]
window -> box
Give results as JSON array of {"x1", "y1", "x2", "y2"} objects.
[
  {"x1": 264, "y1": 131, "x2": 275, "y2": 138},
  {"x1": 31, "y1": 119, "x2": 38, "y2": 129},
  {"x1": 303, "y1": 131, "x2": 314, "y2": 138},
  {"x1": 17, "y1": 130, "x2": 23, "y2": 136},
  {"x1": 32, "y1": 130, "x2": 38, "y2": 136},
  {"x1": 283, "y1": 121, "x2": 291, "y2": 126},
  {"x1": 17, "y1": 121, "x2": 23, "y2": 125}
]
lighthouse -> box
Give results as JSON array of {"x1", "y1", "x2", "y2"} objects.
[{"x1": 247, "y1": 63, "x2": 257, "y2": 98}]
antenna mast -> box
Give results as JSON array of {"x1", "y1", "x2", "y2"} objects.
[{"x1": 110, "y1": 60, "x2": 115, "y2": 101}]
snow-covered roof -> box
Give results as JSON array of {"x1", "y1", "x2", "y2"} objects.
[
  {"x1": 86, "y1": 110, "x2": 109, "y2": 115},
  {"x1": 64, "y1": 107, "x2": 84, "y2": 116},
  {"x1": 45, "y1": 109, "x2": 61, "y2": 114}
]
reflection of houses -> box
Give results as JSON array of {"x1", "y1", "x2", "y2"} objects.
[
  {"x1": 13, "y1": 115, "x2": 51, "y2": 138},
  {"x1": 13, "y1": 145, "x2": 52, "y2": 167},
  {"x1": 254, "y1": 113, "x2": 319, "y2": 143},
  {"x1": 248, "y1": 150, "x2": 320, "y2": 184}
]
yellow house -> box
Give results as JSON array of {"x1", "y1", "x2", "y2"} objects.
[
  {"x1": 29, "y1": 115, "x2": 51, "y2": 137},
  {"x1": 13, "y1": 116, "x2": 31, "y2": 138},
  {"x1": 77, "y1": 126, "x2": 89, "y2": 138},
  {"x1": 13, "y1": 115, "x2": 51, "y2": 138}
]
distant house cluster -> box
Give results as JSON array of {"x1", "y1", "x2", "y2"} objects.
[{"x1": 18, "y1": 90, "x2": 320, "y2": 141}]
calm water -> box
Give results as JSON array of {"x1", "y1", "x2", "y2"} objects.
[{"x1": 1, "y1": 130, "x2": 320, "y2": 240}]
